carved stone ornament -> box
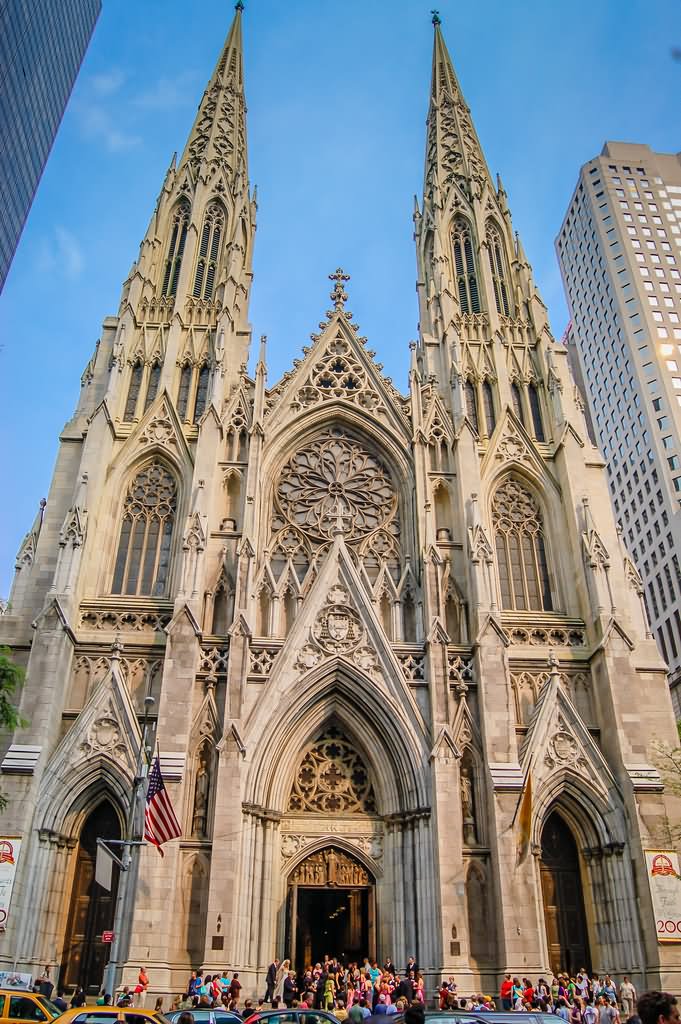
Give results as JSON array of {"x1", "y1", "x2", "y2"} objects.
[
  {"x1": 495, "y1": 425, "x2": 531, "y2": 464},
  {"x1": 544, "y1": 715, "x2": 589, "y2": 774},
  {"x1": 138, "y1": 413, "x2": 176, "y2": 449},
  {"x1": 79, "y1": 703, "x2": 128, "y2": 762},
  {"x1": 313, "y1": 600, "x2": 363, "y2": 655},
  {"x1": 288, "y1": 727, "x2": 376, "y2": 814},
  {"x1": 289, "y1": 846, "x2": 370, "y2": 887}
]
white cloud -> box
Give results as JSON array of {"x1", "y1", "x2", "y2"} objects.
[
  {"x1": 90, "y1": 68, "x2": 126, "y2": 96},
  {"x1": 36, "y1": 227, "x2": 84, "y2": 280},
  {"x1": 75, "y1": 103, "x2": 141, "y2": 152},
  {"x1": 132, "y1": 71, "x2": 198, "y2": 111}
]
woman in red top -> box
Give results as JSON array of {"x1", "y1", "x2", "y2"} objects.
[{"x1": 500, "y1": 975, "x2": 513, "y2": 1012}]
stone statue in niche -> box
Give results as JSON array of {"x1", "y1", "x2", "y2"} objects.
[
  {"x1": 192, "y1": 744, "x2": 212, "y2": 838},
  {"x1": 460, "y1": 764, "x2": 477, "y2": 845}
]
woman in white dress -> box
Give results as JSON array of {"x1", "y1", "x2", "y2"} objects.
[{"x1": 274, "y1": 960, "x2": 290, "y2": 1001}]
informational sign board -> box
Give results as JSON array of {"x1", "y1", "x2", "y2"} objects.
[
  {"x1": 0, "y1": 838, "x2": 22, "y2": 932},
  {"x1": 102, "y1": 931, "x2": 114, "y2": 944},
  {"x1": 645, "y1": 849, "x2": 681, "y2": 942}
]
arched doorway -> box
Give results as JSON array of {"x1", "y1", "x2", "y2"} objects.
[
  {"x1": 540, "y1": 811, "x2": 591, "y2": 976},
  {"x1": 286, "y1": 847, "x2": 375, "y2": 966},
  {"x1": 61, "y1": 801, "x2": 121, "y2": 993}
]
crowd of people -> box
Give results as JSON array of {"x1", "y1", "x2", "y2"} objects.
[
  {"x1": 165, "y1": 959, "x2": 652, "y2": 1024},
  {"x1": 86, "y1": 956, "x2": 678, "y2": 1024}
]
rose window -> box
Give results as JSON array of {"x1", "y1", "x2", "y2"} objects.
[
  {"x1": 288, "y1": 727, "x2": 376, "y2": 814},
  {"x1": 275, "y1": 430, "x2": 398, "y2": 544}
]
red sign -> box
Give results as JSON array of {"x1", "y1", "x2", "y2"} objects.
[{"x1": 102, "y1": 931, "x2": 114, "y2": 943}]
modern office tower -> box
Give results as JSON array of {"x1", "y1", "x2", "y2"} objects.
[
  {"x1": 1, "y1": 10, "x2": 680, "y2": 998},
  {"x1": 557, "y1": 143, "x2": 681, "y2": 712},
  {"x1": 0, "y1": 0, "x2": 101, "y2": 292}
]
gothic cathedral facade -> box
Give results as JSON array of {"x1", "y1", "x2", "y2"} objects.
[{"x1": 2, "y1": 6, "x2": 680, "y2": 998}]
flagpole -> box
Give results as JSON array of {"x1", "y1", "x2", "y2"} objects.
[{"x1": 103, "y1": 694, "x2": 155, "y2": 998}]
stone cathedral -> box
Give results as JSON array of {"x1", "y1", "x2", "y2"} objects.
[{"x1": 1, "y1": 5, "x2": 681, "y2": 1000}]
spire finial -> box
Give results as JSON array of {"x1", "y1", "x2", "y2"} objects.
[
  {"x1": 329, "y1": 268, "x2": 350, "y2": 310},
  {"x1": 431, "y1": 9, "x2": 441, "y2": 25},
  {"x1": 235, "y1": 1, "x2": 244, "y2": 10}
]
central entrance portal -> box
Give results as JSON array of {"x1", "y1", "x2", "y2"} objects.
[
  {"x1": 287, "y1": 847, "x2": 375, "y2": 966},
  {"x1": 540, "y1": 811, "x2": 591, "y2": 976}
]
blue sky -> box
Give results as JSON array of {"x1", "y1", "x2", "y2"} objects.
[{"x1": 1, "y1": 0, "x2": 679, "y2": 597}]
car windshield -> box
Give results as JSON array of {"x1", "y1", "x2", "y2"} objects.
[{"x1": 35, "y1": 1001, "x2": 62, "y2": 1021}]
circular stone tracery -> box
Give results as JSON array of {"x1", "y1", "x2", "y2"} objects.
[{"x1": 275, "y1": 430, "x2": 397, "y2": 543}]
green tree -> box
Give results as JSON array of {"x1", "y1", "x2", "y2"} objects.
[
  {"x1": 0, "y1": 647, "x2": 25, "y2": 811},
  {"x1": 652, "y1": 721, "x2": 681, "y2": 844}
]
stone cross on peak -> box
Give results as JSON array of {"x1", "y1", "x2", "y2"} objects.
[
  {"x1": 329, "y1": 267, "x2": 350, "y2": 311},
  {"x1": 325, "y1": 496, "x2": 352, "y2": 536}
]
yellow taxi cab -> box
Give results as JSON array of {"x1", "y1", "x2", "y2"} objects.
[
  {"x1": 0, "y1": 990, "x2": 61, "y2": 1024},
  {"x1": 56, "y1": 1010, "x2": 167, "y2": 1024}
]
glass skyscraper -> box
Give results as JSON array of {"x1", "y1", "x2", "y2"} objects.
[{"x1": 0, "y1": 0, "x2": 101, "y2": 293}]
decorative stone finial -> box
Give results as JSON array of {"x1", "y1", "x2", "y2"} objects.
[
  {"x1": 431, "y1": 9, "x2": 441, "y2": 25},
  {"x1": 329, "y1": 268, "x2": 350, "y2": 310},
  {"x1": 547, "y1": 650, "x2": 560, "y2": 675},
  {"x1": 325, "y1": 498, "x2": 351, "y2": 537}
]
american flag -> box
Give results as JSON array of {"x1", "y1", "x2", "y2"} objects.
[{"x1": 144, "y1": 755, "x2": 181, "y2": 856}]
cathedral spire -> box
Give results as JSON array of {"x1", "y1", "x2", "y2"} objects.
[
  {"x1": 424, "y1": 13, "x2": 493, "y2": 208},
  {"x1": 177, "y1": 2, "x2": 247, "y2": 186}
]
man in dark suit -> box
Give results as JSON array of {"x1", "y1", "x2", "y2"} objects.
[
  {"x1": 405, "y1": 957, "x2": 418, "y2": 978},
  {"x1": 264, "y1": 959, "x2": 279, "y2": 1004}
]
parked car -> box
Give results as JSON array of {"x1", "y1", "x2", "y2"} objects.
[
  {"x1": 55, "y1": 1010, "x2": 167, "y2": 1024},
  {"x1": 392, "y1": 1015, "x2": 558, "y2": 1024},
  {"x1": 243, "y1": 1011, "x2": 341, "y2": 1024},
  {"x1": 165, "y1": 1010, "x2": 242, "y2": 1024},
  {"x1": 0, "y1": 990, "x2": 62, "y2": 1024}
]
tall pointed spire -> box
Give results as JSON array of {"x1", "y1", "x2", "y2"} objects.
[
  {"x1": 178, "y1": 2, "x2": 247, "y2": 186},
  {"x1": 424, "y1": 13, "x2": 493, "y2": 206}
]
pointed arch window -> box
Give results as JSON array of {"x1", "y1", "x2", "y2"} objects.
[
  {"x1": 123, "y1": 360, "x2": 144, "y2": 422},
  {"x1": 452, "y1": 218, "x2": 481, "y2": 314},
  {"x1": 486, "y1": 222, "x2": 511, "y2": 316},
  {"x1": 492, "y1": 478, "x2": 553, "y2": 612},
  {"x1": 528, "y1": 382, "x2": 545, "y2": 441},
  {"x1": 193, "y1": 364, "x2": 210, "y2": 423},
  {"x1": 511, "y1": 381, "x2": 524, "y2": 425},
  {"x1": 161, "y1": 202, "x2": 190, "y2": 297},
  {"x1": 112, "y1": 460, "x2": 178, "y2": 597},
  {"x1": 144, "y1": 362, "x2": 161, "y2": 412},
  {"x1": 177, "y1": 364, "x2": 192, "y2": 420},
  {"x1": 482, "y1": 380, "x2": 496, "y2": 435},
  {"x1": 464, "y1": 380, "x2": 479, "y2": 432},
  {"x1": 193, "y1": 204, "x2": 225, "y2": 300}
]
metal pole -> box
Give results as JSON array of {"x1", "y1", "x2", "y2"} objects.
[{"x1": 102, "y1": 695, "x2": 155, "y2": 998}]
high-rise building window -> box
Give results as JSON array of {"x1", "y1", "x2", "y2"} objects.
[
  {"x1": 123, "y1": 360, "x2": 144, "y2": 422},
  {"x1": 452, "y1": 218, "x2": 480, "y2": 314},
  {"x1": 492, "y1": 478, "x2": 553, "y2": 612},
  {"x1": 161, "y1": 201, "x2": 190, "y2": 297},
  {"x1": 193, "y1": 203, "x2": 225, "y2": 300},
  {"x1": 112, "y1": 460, "x2": 178, "y2": 597}
]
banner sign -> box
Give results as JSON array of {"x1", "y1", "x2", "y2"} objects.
[
  {"x1": 0, "y1": 838, "x2": 22, "y2": 932},
  {"x1": 645, "y1": 850, "x2": 681, "y2": 942}
]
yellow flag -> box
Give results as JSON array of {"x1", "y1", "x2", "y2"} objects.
[{"x1": 516, "y1": 771, "x2": 532, "y2": 864}]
